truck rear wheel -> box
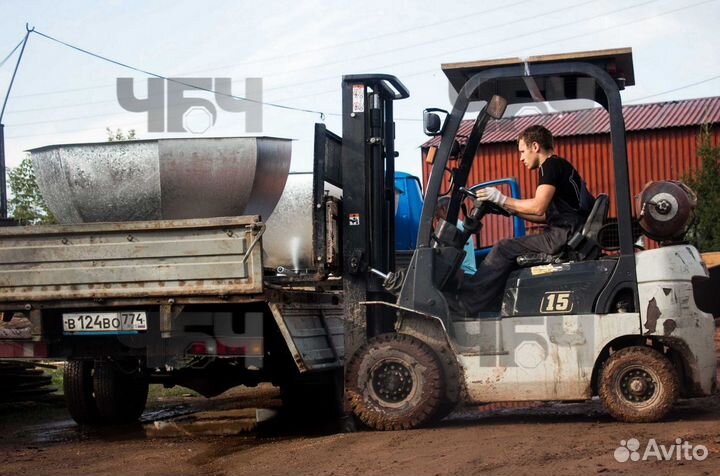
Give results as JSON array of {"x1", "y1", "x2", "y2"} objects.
[
  {"x1": 64, "y1": 359, "x2": 100, "y2": 425},
  {"x1": 346, "y1": 333, "x2": 444, "y2": 431},
  {"x1": 93, "y1": 360, "x2": 149, "y2": 424},
  {"x1": 599, "y1": 346, "x2": 679, "y2": 423}
]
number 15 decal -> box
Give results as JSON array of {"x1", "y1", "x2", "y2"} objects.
[{"x1": 540, "y1": 291, "x2": 574, "y2": 314}]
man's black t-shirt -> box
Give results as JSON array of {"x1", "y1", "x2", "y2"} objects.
[{"x1": 538, "y1": 155, "x2": 594, "y2": 230}]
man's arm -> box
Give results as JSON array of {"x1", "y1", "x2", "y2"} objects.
[
  {"x1": 514, "y1": 211, "x2": 546, "y2": 223},
  {"x1": 502, "y1": 184, "x2": 555, "y2": 221}
]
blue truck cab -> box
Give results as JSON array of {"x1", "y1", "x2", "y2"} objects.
[
  {"x1": 394, "y1": 172, "x2": 525, "y2": 265},
  {"x1": 394, "y1": 172, "x2": 425, "y2": 252}
]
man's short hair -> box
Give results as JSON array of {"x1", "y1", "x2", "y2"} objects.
[{"x1": 518, "y1": 125, "x2": 554, "y2": 151}]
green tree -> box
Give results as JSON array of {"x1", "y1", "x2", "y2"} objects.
[
  {"x1": 7, "y1": 127, "x2": 139, "y2": 226},
  {"x1": 106, "y1": 127, "x2": 136, "y2": 141},
  {"x1": 7, "y1": 155, "x2": 55, "y2": 225},
  {"x1": 685, "y1": 124, "x2": 720, "y2": 251}
]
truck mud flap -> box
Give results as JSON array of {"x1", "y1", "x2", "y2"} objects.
[{"x1": 268, "y1": 301, "x2": 344, "y2": 373}]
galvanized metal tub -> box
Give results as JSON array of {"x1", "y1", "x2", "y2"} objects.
[
  {"x1": 262, "y1": 173, "x2": 314, "y2": 272},
  {"x1": 30, "y1": 137, "x2": 292, "y2": 224},
  {"x1": 262, "y1": 172, "x2": 342, "y2": 273}
]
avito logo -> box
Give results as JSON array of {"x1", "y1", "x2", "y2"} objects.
[{"x1": 614, "y1": 438, "x2": 708, "y2": 463}]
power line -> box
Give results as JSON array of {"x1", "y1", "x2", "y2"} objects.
[
  {"x1": 31, "y1": 29, "x2": 329, "y2": 120},
  {"x1": 5, "y1": 0, "x2": 717, "y2": 134},
  {"x1": 357, "y1": 0, "x2": 718, "y2": 84},
  {"x1": 7, "y1": 0, "x2": 717, "y2": 118},
  {"x1": 4, "y1": 0, "x2": 555, "y2": 120},
  {"x1": 184, "y1": 0, "x2": 720, "y2": 112},
  {"x1": 1, "y1": 28, "x2": 32, "y2": 123},
  {"x1": 264, "y1": 0, "x2": 661, "y2": 94},
  {"x1": 264, "y1": 0, "x2": 691, "y2": 104},
  {"x1": 497, "y1": 0, "x2": 718, "y2": 60},
  {"x1": 0, "y1": 38, "x2": 25, "y2": 70},
  {"x1": 4, "y1": 0, "x2": 624, "y2": 117},
  {"x1": 153, "y1": 0, "x2": 535, "y2": 74},
  {"x1": 250, "y1": 0, "x2": 602, "y2": 85},
  {"x1": 7, "y1": 73, "x2": 720, "y2": 139},
  {"x1": 625, "y1": 74, "x2": 720, "y2": 103},
  {"x1": 10, "y1": 0, "x2": 532, "y2": 100}
]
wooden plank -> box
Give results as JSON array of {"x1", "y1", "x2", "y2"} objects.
[
  {"x1": 442, "y1": 47, "x2": 632, "y2": 71},
  {"x1": 702, "y1": 252, "x2": 720, "y2": 269}
]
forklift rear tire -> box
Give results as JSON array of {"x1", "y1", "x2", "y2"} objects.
[
  {"x1": 599, "y1": 346, "x2": 679, "y2": 423},
  {"x1": 346, "y1": 333, "x2": 445, "y2": 431},
  {"x1": 64, "y1": 359, "x2": 100, "y2": 425},
  {"x1": 93, "y1": 360, "x2": 149, "y2": 424}
]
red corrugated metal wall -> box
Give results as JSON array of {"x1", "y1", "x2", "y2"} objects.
[{"x1": 422, "y1": 126, "x2": 720, "y2": 247}]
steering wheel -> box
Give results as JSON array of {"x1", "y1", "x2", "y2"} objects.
[{"x1": 458, "y1": 187, "x2": 510, "y2": 217}]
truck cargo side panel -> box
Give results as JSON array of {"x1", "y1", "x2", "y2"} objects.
[{"x1": 0, "y1": 217, "x2": 264, "y2": 302}]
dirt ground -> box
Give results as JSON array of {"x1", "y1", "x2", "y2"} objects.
[
  {"x1": 1, "y1": 383, "x2": 719, "y2": 476},
  {"x1": 2, "y1": 330, "x2": 720, "y2": 476}
]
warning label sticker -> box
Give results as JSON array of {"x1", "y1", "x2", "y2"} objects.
[{"x1": 352, "y1": 85, "x2": 364, "y2": 113}]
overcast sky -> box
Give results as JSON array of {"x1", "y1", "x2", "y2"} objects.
[{"x1": 0, "y1": 0, "x2": 718, "y2": 178}]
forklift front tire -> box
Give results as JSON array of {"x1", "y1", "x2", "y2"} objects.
[
  {"x1": 599, "y1": 346, "x2": 679, "y2": 423},
  {"x1": 346, "y1": 333, "x2": 445, "y2": 431}
]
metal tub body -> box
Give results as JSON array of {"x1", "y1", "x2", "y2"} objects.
[
  {"x1": 30, "y1": 137, "x2": 291, "y2": 224},
  {"x1": 262, "y1": 174, "x2": 314, "y2": 272}
]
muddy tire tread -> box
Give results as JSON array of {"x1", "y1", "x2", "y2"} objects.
[
  {"x1": 598, "y1": 346, "x2": 679, "y2": 423},
  {"x1": 434, "y1": 345, "x2": 463, "y2": 421},
  {"x1": 346, "y1": 333, "x2": 444, "y2": 431}
]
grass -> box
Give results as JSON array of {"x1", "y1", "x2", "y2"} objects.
[
  {"x1": 41, "y1": 366, "x2": 203, "y2": 402},
  {"x1": 44, "y1": 362, "x2": 200, "y2": 400},
  {"x1": 0, "y1": 362, "x2": 204, "y2": 433},
  {"x1": 148, "y1": 384, "x2": 201, "y2": 400},
  {"x1": 46, "y1": 364, "x2": 64, "y2": 395}
]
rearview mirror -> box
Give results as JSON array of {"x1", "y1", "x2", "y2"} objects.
[
  {"x1": 424, "y1": 113, "x2": 441, "y2": 134},
  {"x1": 487, "y1": 95, "x2": 507, "y2": 120},
  {"x1": 423, "y1": 108, "x2": 449, "y2": 136}
]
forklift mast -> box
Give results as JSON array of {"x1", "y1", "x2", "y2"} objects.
[{"x1": 340, "y1": 74, "x2": 409, "y2": 357}]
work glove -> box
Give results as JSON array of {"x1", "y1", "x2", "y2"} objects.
[
  {"x1": 382, "y1": 269, "x2": 406, "y2": 294},
  {"x1": 474, "y1": 186, "x2": 507, "y2": 208}
]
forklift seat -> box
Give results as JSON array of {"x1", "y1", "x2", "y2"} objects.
[{"x1": 516, "y1": 194, "x2": 609, "y2": 267}]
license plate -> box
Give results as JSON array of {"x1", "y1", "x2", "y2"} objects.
[{"x1": 62, "y1": 312, "x2": 147, "y2": 334}]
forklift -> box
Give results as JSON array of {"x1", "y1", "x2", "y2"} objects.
[{"x1": 339, "y1": 48, "x2": 716, "y2": 430}]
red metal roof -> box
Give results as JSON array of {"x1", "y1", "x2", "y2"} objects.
[{"x1": 422, "y1": 96, "x2": 720, "y2": 147}]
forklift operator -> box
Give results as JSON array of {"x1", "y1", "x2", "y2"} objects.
[{"x1": 455, "y1": 125, "x2": 594, "y2": 314}]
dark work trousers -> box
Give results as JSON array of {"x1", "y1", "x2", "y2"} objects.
[{"x1": 457, "y1": 226, "x2": 571, "y2": 314}]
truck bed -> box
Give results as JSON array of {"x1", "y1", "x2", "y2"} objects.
[{"x1": 0, "y1": 216, "x2": 264, "y2": 306}]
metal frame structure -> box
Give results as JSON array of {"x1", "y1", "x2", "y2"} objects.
[
  {"x1": 0, "y1": 27, "x2": 34, "y2": 222},
  {"x1": 399, "y1": 53, "x2": 638, "y2": 323},
  {"x1": 340, "y1": 74, "x2": 409, "y2": 357}
]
